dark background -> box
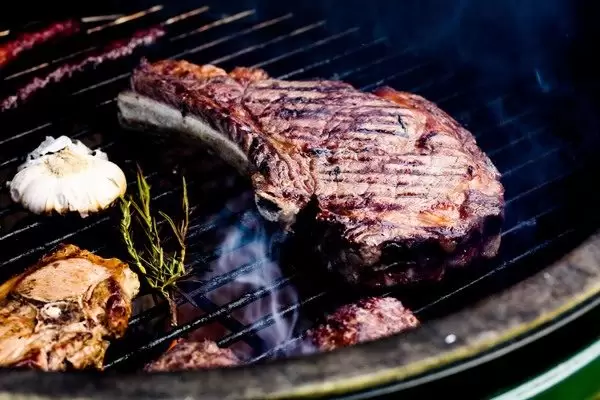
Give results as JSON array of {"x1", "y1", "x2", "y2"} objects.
[
  {"x1": 1, "y1": 0, "x2": 596, "y2": 82},
  {"x1": 3, "y1": 0, "x2": 599, "y2": 129}
]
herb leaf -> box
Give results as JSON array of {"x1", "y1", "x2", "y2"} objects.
[{"x1": 119, "y1": 168, "x2": 190, "y2": 326}]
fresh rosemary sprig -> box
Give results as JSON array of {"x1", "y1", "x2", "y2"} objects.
[{"x1": 120, "y1": 168, "x2": 189, "y2": 326}]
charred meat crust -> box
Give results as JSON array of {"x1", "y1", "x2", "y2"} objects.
[
  {"x1": 119, "y1": 59, "x2": 505, "y2": 287},
  {"x1": 144, "y1": 340, "x2": 239, "y2": 371},
  {"x1": 315, "y1": 211, "x2": 503, "y2": 287},
  {"x1": 307, "y1": 297, "x2": 419, "y2": 351}
]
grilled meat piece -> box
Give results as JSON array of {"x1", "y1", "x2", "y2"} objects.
[
  {"x1": 307, "y1": 297, "x2": 419, "y2": 351},
  {"x1": 144, "y1": 340, "x2": 239, "y2": 371},
  {"x1": 0, "y1": 244, "x2": 139, "y2": 370},
  {"x1": 1, "y1": 26, "x2": 165, "y2": 111},
  {"x1": 118, "y1": 60, "x2": 504, "y2": 287},
  {"x1": 0, "y1": 20, "x2": 80, "y2": 69}
]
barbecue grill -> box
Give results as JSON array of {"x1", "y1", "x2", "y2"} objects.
[{"x1": 0, "y1": 0, "x2": 599, "y2": 398}]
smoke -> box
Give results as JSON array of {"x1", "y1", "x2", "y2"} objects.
[
  {"x1": 197, "y1": 193, "x2": 299, "y2": 358},
  {"x1": 290, "y1": 0, "x2": 576, "y2": 89}
]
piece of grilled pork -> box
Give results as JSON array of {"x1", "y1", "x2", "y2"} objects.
[
  {"x1": 117, "y1": 60, "x2": 504, "y2": 288},
  {"x1": 0, "y1": 244, "x2": 139, "y2": 370}
]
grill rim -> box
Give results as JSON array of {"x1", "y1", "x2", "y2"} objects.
[{"x1": 0, "y1": 230, "x2": 597, "y2": 400}]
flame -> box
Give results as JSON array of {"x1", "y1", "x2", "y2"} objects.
[{"x1": 167, "y1": 338, "x2": 181, "y2": 352}]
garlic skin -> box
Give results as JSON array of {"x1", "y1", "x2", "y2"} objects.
[{"x1": 8, "y1": 136, "x2": 127, "y2": 217}]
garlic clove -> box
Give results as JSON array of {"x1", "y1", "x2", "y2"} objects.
[{"x1": 8, "y1": 136, "x2": 127, "y2": 217}]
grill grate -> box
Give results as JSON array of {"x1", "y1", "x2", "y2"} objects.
[{"x1": 0, "y1": 1, "x2": 594, "y2": 371}]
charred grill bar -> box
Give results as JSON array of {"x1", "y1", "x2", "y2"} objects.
[{"x1": 0, "y1": 0, "x2": 597, "y2": 389}]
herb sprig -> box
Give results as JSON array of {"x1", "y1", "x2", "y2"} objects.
[{"x1": 120, "y1": 168, "x2": 189, "y2": 326}]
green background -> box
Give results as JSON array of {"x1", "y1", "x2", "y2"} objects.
[{"x1": 491, "y1": 338, "x2": 600, "y2": 400}]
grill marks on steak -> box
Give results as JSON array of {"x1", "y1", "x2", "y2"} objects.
[{"x1": 120, "y1": 59, "x2": 504, "y2": 287}]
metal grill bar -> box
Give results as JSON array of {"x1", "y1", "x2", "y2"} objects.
[
  {"x1": 276, "y1": 37, "x2": 387, "y2": 79},
  {"x1": 169, "y1": 9, "x2": 255, "y2": 42},
  {"x1": 3, "y1": 4, "x2": 169, "y2": 81},
  {"x1": 71, "y1": 10, "x2": 264, "y2": 96},
  {"x1": 248, "y1": 335, "x2": 305, "y2": 364},
  {"x1": 129, "y1": 259, "x2": 270, "y2": 326},
  {"x1": 475, "y1": 109, "x2": 538, "y2": 139},
  {"x1": 0, "y1": 169, "x2": 159, "y2": 242},
  {"x1": 171, "y1": 13, "x2": 293, "y2": 59},
  {"x1": 87, "y1": 177, "x2": 243, "y2": 263},
  {"x1": 87, "y1": 4, "x2": 165, "y2": 34},
  {"x1": 0, "y1": 66, "x2": 575, "y2": 272},
  {"x1": 0, "y1": 65, "x2": 571, "y2": 258},
  {"x1": 0, "y1": 3, "x2": 587, "y2": 371},
  {"x1": 413, "y1": 228, "x2": 576, "y2": 314},
  {"x1": 407, "y1": 70, "x2": 456, "y2": 95},
  {"x1": 123, "y1": 220, "x2": 577, "y2": 366},
  {"x1": 486, "y1": 126, "x2": 547, "y2": 158},
  {"x1": 70, "y1": 73, "x2": 131, "y2": 96},
  {"x1": 502, "y1": 205, "x2": 561, "y2": 236},
  {"x1": 105, "y1": 274, "x2": 298, "y2": 368},
  {"x1": 73, "y1": 24, "x2": 361, "y2": 101},
  {"x1": 501, "y1": 147, "x2": 561, "y2": 178},
  {"x1": 4, "y1": 47, "x2": 95, "y2": 80},
  {"x1": 505, "y1": 167, "x2": 582, "y2": 206},
  {"x1": 0, "y1": 38, "x2": 394, "y2": 178},
  {"x1": 217, "y1": 291, "x2": 325, "y2": 347},
  {"x1": 151, "y1": 160, "x2": 580, "y2": 354},
  {"x1": 0, "y1": 11, "x2": 364, "y2": 153},
  {"x1": 0, "y1": 122, "x2": 52, "y2": 146},
  {"x1": 207, "y1": 20, "x2": 327, "y2": 65},
  {"x1": 0, "y1": 21, "x2": 378, "y2": 246},
  {"x1": 0, "y1": 217, "x2": 110, "y2": 269},
  {"x1": 333, "y1": 51, "x2": 407, "y2": 81},
  {"x1": 256, "y1": 27, "x2": 362, "y2": 70},
  {"x1": 0, "y1": 7, "x2": 254, "y2": 145},
  {"x1": 160, "y1": 6, "x2": 210, "y2": 27},
  {"x1": 188, "y1": 295, "x2": 267, "y2": 352},
  {"x1": 359, "y1": 61, "x2": 432, "y2": 92}
]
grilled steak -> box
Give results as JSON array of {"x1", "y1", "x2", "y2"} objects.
[
  {"x1": 117, "y1": 60, "x2": 505, "y2": 287},
  {"x1": 307, "y1": 297, "x2": 419, "y2": 351},
  {"x1": 0, "y1": 244, "x2": 139, "y2": 370},
  {"x1": 145, "y1": 340, "x2": 239, "y2": 371}
]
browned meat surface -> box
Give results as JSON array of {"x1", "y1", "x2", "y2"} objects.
[
  {"x1": 144, "y1": 340, "x2": 240, "y2": 371},
  {"x1": 307, "y1": 297, "x2": 419, "y2": 351},
  {"x1": 0, "y1": 244, "x2": 139, "y2": 370},
  {"x1": 1, "y1": 26, "x2": 165, "y2": 111},
  {"x1": 118, "y1": 59, "x2": 504, "y2": 287},
  {"x1": 0, "y1": 20, "x2": 80, "y2": 69}
]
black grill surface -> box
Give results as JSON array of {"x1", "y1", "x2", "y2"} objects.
[{"x1": 0, "y1": 1, "x2": 597, "y2": 371}]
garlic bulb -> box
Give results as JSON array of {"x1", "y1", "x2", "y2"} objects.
[{"x1": 8, "y1": 136, "x2": 127, "y2": 217}]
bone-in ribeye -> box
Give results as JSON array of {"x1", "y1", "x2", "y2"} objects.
[{"x1": 117, "y1": 59, "x2": 504, "y2": 287}]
